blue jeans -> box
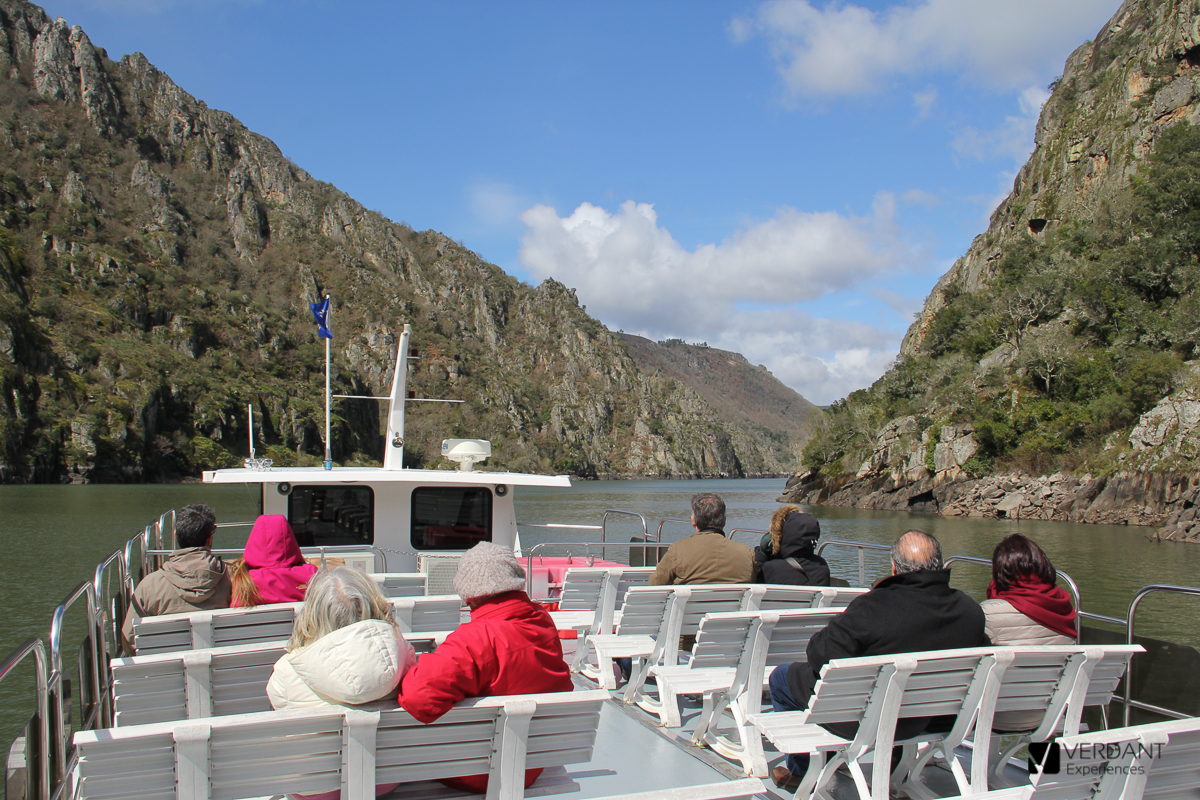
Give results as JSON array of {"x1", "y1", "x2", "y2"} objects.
[{"x1": 768, "y1": 664, "x2": 811, "y2": 776}]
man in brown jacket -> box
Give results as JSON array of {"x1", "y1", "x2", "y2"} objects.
[
  {"x1": 120, "y1": 502, "x2": 233, "y2": 652},
  {"x1": 650, "y1": 493, "x2": 755, "y2": 585}
]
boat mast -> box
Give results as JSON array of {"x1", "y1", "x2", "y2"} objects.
[
  {"x1": 324, "y1": 296, "x2": 332, "y2": 470},
  {"x1": 383, "y1": 323, "x2": 412, "y2": 470}
]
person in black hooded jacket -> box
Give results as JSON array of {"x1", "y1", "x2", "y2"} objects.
[{"x1": 755, "y1": 506, "x2": 830, "y2": 586}]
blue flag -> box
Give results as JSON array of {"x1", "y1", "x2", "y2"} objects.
[{"x1": 310, "y1": 297, "x2": 332, "y2": 339}]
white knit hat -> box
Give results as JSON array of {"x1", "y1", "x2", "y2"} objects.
[{"x1": 453, "y1": 542, "x2": 527, "y2": 602}]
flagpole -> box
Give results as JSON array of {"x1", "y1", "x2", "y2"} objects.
[{"x1": 324, "y1": 294, "x2": 332, "y2": 471}]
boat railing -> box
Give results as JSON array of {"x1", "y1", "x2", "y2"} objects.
[
  {"x1": 1124, "y1": 584, "x2": 1200, "y2": 725},
  {"x1": 603, "y1": 509, "x2": 651, "y2": 542},
  {"x1": 151, "y1": 544, "x2": 391, "y2": 572},
  {"x1": 89, "y1": 548, "x2": 126, "y2": 726},
  {"x1": 815, "y1": 539, "x2": 892, "y2": 586},
  {"x1": 655, "y1": 517, "x2": 691, "y2": 542},
  {"x1": 943, "y1": 555, "x2": 1084, "y2": 640},
  {"x1": 522, "y1": 540, "x2": 680, "y2": 598},
  {"x1": 46, "y1": 581, "x2": 105, "y2": 796},
  {"x1": 519, "y1": 510, "x2": 651, "y2": 543},
  {"x1": 0, "y1": 637, "x2": 50, "y2": 800},
  {"x1": 123, "y1": 530, "x2": 148, "y2": 600}
]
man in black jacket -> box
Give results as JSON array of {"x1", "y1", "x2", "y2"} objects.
[{"x1": 766, "y1": 529, "x2": 989, "y2": 790}]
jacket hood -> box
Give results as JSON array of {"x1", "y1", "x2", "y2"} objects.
[
  {"x1": 162, "y1": 548, "x2": 229, "y2": 602},
  {"x1": 288, "y1": 619, "x2": 415, "y2": 704},
  {"x1": 770, "y1": 507, "x2": 820, "y2": 559},
  {"x1": 243, "y1": 515, "x2": 306, "y2": 569}
]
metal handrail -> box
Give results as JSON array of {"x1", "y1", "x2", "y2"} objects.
[
  {"x1": 728, "y1": 527, "x2": 768, "y2": 544},
  {"x1": 123, "y1": 531, "x2": 147, "y2": 599},
  {"x1": 89, "y1": 549, "x2": 126, "y2": 728},
  {"x1": 214, "y1": 521, "x2": 255, "y2": 529},
  {"x1": 1123, "y1": 584, "x2": 1200, "y2": 725},
  {"x1": 145, "y1": 544, "x2": 390, "y2": 572},
  {"x1": 523, "y1": 541, "x2": 670, "y2": 597},
  {"x1": 601, "y1": 509, "x2": 649, "y2": 542},
  {"x1": 517, "y1": 523, "x2": 603, "y2": 532},
  {"x1": 656, "y1": 517, "x2": 692, "y2": 541},
  {"x1": 815, "y1": 539, "x2": 892, "y2": 586},
  {"x1": 0, "y1": 638, "x2": 50, "y2": 800},
  {"x1": 47, "y1": 580, "x2": 102, "y2": 792},
  {"x1": 943, "y1": 555, "x2": 1083, "y2": 640},
  {"x1": 158, "y1": 509, "x2": 175, "y2": 549}
]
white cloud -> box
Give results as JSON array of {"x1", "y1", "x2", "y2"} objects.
[
  {"x1": 519, "y1": 199, "x2": 916, "y2": 403},
  {"x1": 900, "y1": 188, "x2": 939, "y2": 208},
  {"x1": 912, "y1": 85, "x2": 938, "y2": 120},
  {"x1": 468, "y1": 182, "x2": 525, "y2": 230},
  {"x1": 733, "y1": 0, "x2": 1119, "y2": 99},
  {"x1": 951, "y1": 84, "x2": 1049, "y2": 164}
]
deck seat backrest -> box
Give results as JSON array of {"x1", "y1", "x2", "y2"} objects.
[
  {"x1": 747, "y1": 585, "x2": 866, "y2": 611},
  {"x1": 369, "y1": 573, "x2": 427, "y2": 598},
  {"x1": 133, "y1": 602, "x2": 301, "y2": 655},
  {"x1": 811, "y1": 647, "x2": 996, "y2": 800},
  {"x1": 390, "y1": 595, "x2": 462, "y2": 633},
  {"x1": 824, "y1": 587, "x2": 870, "y2": 607},
  {"x1": 111, "y1": 640, "x2": 286, "y2": 727},
  {"x1": 612, "y1": 567, "x2": 656, "y2": 609},
  {"x1": 613, "y1": 585, "x2": 676, "y2": 636},
  {"x1": 71, "y1": 690, "x2": 610, "y2": 800},
  {"x1": 132, "y1": 595, "x2": 463, "y2": 656},
  {"x1": 680, "y1": 612, "x2": 760, "y2": 671},
  {"x1": 749, "y1": 585, "x2": 828, "y2": 610},
  {"x1": 557, "y1": 568, "x2": 613, "y2": 612}
]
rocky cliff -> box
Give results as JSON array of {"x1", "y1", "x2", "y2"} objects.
[
  {"x1": 0, "y1": 0, "x2": 815, "y2": 483},
  {"x1": 791, "y1": 0, "x2": 1200, "y2": 536}
]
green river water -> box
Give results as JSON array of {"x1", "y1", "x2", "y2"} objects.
[{"x1": 2, "y1": 477, "x2": 1199, "y2": 758}]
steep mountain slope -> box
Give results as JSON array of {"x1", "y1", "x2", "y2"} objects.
[
  {"x1": 0, "y1": 0, "x2": 814, "y2": 482},
  {"x1": 619, "y1": 334, "x2": 819, "y2": 454},
  {"x1": 791, "y1": 0, "x2": 1200, "y2": 525}
]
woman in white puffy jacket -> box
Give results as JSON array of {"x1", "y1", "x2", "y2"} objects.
[{"x1": 267, "y1": 567, "x2": 416, "y2": 798}]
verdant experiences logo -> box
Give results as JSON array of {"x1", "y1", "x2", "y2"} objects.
[{"x1": 1028, "y1": 741, "x2": 1162, "y2": 777}]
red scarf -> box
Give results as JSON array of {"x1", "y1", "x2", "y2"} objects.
[{"x1": 987, "y1": 577, "x2": 1078, "y2": 640}]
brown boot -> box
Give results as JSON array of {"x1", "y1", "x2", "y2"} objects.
[{"x1": 772, "y1": 765, "x2": 802, "y2": 791}]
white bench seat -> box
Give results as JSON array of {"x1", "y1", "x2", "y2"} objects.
[
  {"x1": 72, "y1": 690, "x2": 610, "y2": 800},
  {"x1": 692, "y1": 607, "x2": 846, "y2": 776},
  {"x1": 130, "y1": 595, "x2": 462, "y2": 656}
]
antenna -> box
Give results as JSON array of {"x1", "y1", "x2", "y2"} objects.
[
  {"x1": 383, "y1": 324, "x2": 412, "y2": 470},
  {"x1": 244, "y1": 403, "x2": 272, "y2": 470}
]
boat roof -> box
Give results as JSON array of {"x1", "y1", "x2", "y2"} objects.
[{"x1": 202, "y1": 465, "x2": 572, "y2": 487}]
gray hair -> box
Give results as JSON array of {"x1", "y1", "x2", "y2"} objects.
[
  {"x1": 891, "y1": 530, "x2": 943, "y2": 574},
  {"x1": 289, "y1": 566, "x2": 396, "y2": 650},
  {"x1": 691, "y1": 493, "x2": 726, "y2": 531},
  {"x1": 175, "y1": 503, "x2": 217, "y2": 548}
]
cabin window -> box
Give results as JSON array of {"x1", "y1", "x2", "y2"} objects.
[
  {"x1": 287, "y1": 486, "x2": 375, "y2": 547},
  {"x1": 411, "y1": 487, "x2": 493, "y2": 550}
]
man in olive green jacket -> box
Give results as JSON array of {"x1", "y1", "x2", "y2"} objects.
[{"x1": 650, "y1": 493, "x2": 755, "y2": 585}]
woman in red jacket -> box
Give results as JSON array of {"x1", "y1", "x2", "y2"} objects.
[{"x1": 397, "y1": 541, "x2": 573, "y2": 794}]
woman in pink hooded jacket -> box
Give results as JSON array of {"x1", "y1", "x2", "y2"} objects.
[{"x1": 230, "y1": 515, "x2": 319, "y2": 607}]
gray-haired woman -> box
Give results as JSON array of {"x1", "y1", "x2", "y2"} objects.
[{"x1": 267, "y1": 566, "x2": 416, "y2": 709}]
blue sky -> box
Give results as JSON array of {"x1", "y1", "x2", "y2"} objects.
[{"x1": 40, "y1": 0, "x2": 1122, "y2": 404}]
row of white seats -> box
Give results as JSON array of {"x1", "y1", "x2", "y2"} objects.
[
  {"x1": 129, "y1": 592, "x2": 459, "y2": 655},
  {"x1": 71, "y1": 689, "x2": 768, "y2": 800},
  {"x1": 571, "y1": 581, "x2": 866, "y2": 690},
  {"x1": 743, "y1": 643, "x2": 1143, "y2": 800}
]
